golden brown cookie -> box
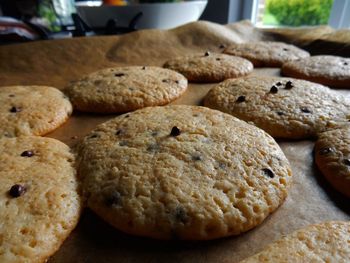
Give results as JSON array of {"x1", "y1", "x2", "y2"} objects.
[
  {"x1": 282, "y1": 55, "x2": 350, "y2": 88},
  {"x1": 78, "y1": 105, "x2": 292, "y2": 240},
  {"x1": 224, "y1": 41, "x2": 310, "y2": 67},
  {"x1": 240, "y1": 221, "x2": 350, "y2": 262},
  {"x1": 204, "y1": 76, "x2": 350, "y2": 139},
  {"x1": 0, "y1": 136, "x2": 82, "y2": 263},
  {"x1": 0, "y1": 86, "x2": 73, "y2": 138},
  {"x1": 65, "y1": 66, "x2": 188, "y2": 113},
  {"x1": 163, "y1": 52, "x2": 253, "y2": 82},
  {"x1": 315, "y1": 127, "x2": 350, "y2": 197}
]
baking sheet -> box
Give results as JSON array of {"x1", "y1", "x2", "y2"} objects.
[{"x1": 0, "y1": 20, "x2": 349, "y2": 263}]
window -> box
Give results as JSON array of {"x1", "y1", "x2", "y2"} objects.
[
  {"x1": 236, "y1": 0, "x2": 350, "y2": 29},
  {"x1": 256, "y1": 0, "x2": 334, "y2": 28}
]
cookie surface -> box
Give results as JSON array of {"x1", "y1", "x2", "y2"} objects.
[
  {"x1": 0, "y1": 86, "x2": 72, "y2": 138},
  {"x1": 0, "y1": 136, "x2": 81, "y2": 263},
  {"x1": 240, "y1": 221, "x2": 350, "y2": 262},
  {"x1": 224, "y1": 41, "x2": 310, "y2": 67},
  {"x1": 315, "y1": 127, "x2": 350, "y2": 197},
  {"x1": 65, "y1": 66, "x2": 188, "y2": 113},
  {"x1": 78, "y1": 105, "x2": 292, "y2": 240},
  {"x1": 204, "y1": 76, "x2": 350, "y2": 139},
  {"x1": 282, "y1": 55, "x2": 350, "y2": 88},
  {"x1": 163, "y1": 52, "x2": 253, "y2": 82}
]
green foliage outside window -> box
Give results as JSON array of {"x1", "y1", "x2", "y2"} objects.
[
  {"x1": 38, "y1": 0, "x2": 61, "y2": 32},
  {"x1": 265, "y1": 0, "x2": 334, "y2": 26}
]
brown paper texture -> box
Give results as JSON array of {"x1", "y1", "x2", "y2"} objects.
[{"x1": 0, "y1": 20, "x2": 349, "y2": 263}]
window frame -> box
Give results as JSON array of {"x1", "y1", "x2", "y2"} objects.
[{"x1": 329, "y1": 0, "x2": 350, "y2": 29}]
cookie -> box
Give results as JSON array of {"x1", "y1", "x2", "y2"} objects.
[
  {"x1": 0, "y1": 86, "x2": 73, "y2": 138},
  {"x1": 163, "y1": 52, "x2": 253, "y2": 82},
  {"x1": 78, "y1": 105, "x2": 292, "y2": 240},
  {"x1": 223, "y1": 41, "x2": 310, "y2": 67},
  {"x1": 315, "y1": 127, "x2": 350, "y2": 197},
  {"x1": 282, "y1": 55, "x2": 350, "y2": 88},
  {"x1": 203, "y1": 76, "x2": 350, "y2": 139},
  {"x1": 65, "y1": 66, "x2": 188, "y2": 113},
  {"x1": 240, "y1": 221, "x2": 350, "y2": 262},
  {"x1": 0, "y1": 136, "x2": 81, "y2": 262}
]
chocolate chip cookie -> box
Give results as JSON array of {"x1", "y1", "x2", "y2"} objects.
[
  {"x1": 0, "y1": 86, "x2": 73, "y2": 138},
  {"x1": 204, "y1": 76, "x2": 350, "y2": 139},
  {"x1": 65, "y1": 66, "x2": 188, "y2": 113},
  {"x1": 240, "y1": 221, "x2": 350, "y2": 262},
  {"x1": 78, "y1": 105, "x2": 292, "y2": 240},
  {"x1": 224, "y1": 41, "x2": 310, "y2": 67},
  {"x1": 163, "y1": 52, "x2": 253, "y2": 82},
  {"x1": 0, "y1": 136, "x2": 81, "y2": 262},
  {"x1": 315, "y1": 127, "x2": 350, "y2": 197},
  {"x1": 282, "y1": 55, "x2": 350, "y2": 88}
]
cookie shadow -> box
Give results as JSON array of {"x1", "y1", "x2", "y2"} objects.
[{"x1": 61, "y1": 208, "x2": 232, "y2": 263}]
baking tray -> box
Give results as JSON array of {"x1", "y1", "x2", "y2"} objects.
[{"x1": 0, "y1": 20, "x2": 349, "y2": 263}]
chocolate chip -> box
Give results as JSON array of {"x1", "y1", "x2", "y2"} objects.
[
  {"x1": 20, "y1": 150, "x2": 34, "y2": 157},
  {"x1": 142, "y1": 66, "x2": 146, "y2": 70},
  {"x1": 285, "y1": 81, "x2": 294, "y2": 89},
  {"x1": 262, "y1": 168, "x2": 275, "y2": 178},
  {"x1": 236, "y1": 95, "x2": 246, "y2": 103},
  {"x1": 319, "y1": 147, "x2": 333, "y2": 155},
  {"x1": 9, "y1": 94, "x2": 15, "y2": 97},
  {"x1": 192, "y1": 154, "x2": 202, "y2": 161},
  {"x1": 114, "y1": 73, "x2": 125, "y2": 77},
  {"x1": 270, "y1": 85, "x2": 278, "y2": 94},
  {"x1": 116, "y1": 129, "x2": 123, "y2": 135},
  {"x1": 300, "y1": 107, "x2": 312, "y2": 113},
  {"x1": 216, "y1": 58, "x2": 221, "y2": 61},
  {"x1": 170, "y1": 126, "x2": 181, "y2": 136},
  {"x1": 119, "y1": 141, "x2": 128, "y2": 146},
  {"x1": 343, "y1": 62, "x2": 348, "y2": 66},
  {"x1": 88, "y1": 134, "x2": 99, "y2": 139},
  {"x1": 162, "y1": 79, "x2": 170, "y2": 83},
  {"x1": 174, "y1": 207, "x2": 189, "y2": 223},
  {"x1": 276, "y1": 111, "x2": 284, "y2": 116},
  {"x1": 10, "y1": 106, "x2": 21, "y2": 113},
  {"x1": 343, "y1": 159, "x2": 350, "y2": 166},
  {"x1": 204, "y1": 51, "x2": 210, "y2": 56},
  {"x1": 283, "y1": 48, "x2": 289, "y2": 51},
  {"x1": 105, "y1": 191, "x2": 121, "y2": 206},
  {"x1": 124, "y1": 114, "x2": 130, "y2": 118},
  {"x1": 276, "y1": 82, "x2": 282, "y2": 86},
  {"x1": 175, "y1": 80, "x2": 179, "y2": 84},
  {"x1": 9, "y1": 184, "x2": 26, "y2": 198},
  {"x1": 219, "y1": 44, "x2": 226, "y2": 49}
]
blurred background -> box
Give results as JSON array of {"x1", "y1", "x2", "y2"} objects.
[{"x1": 0, "y1": 0, "x2": 349, "y2": 43}]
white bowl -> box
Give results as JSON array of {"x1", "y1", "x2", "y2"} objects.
[{"x1": 75, "y1": 1, "x2": 208, "y2": 30}]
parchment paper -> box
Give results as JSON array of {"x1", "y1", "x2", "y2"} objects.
[{"x1": 0, "y1": 20, "x2": 349, "y2": 263}]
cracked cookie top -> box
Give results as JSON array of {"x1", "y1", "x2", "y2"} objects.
[
  {"x1": 0, "y1": 86, "x2": 72, "y2": 138},
  {"x1": 0, "y1": 136, "x2": 81, "y2": 262},
  {"x1": 204, "y1": 76, "x2": 350, "y2": 139},
  {"x1": 77, "y1": 105, "x2": 292, "y2": 240},
  {"x1": 65, "y1": 66, "x2": 188, "y2": 113},
  {"x1": 224, "y1": 41, "x2": 309, "y2": 67}
]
